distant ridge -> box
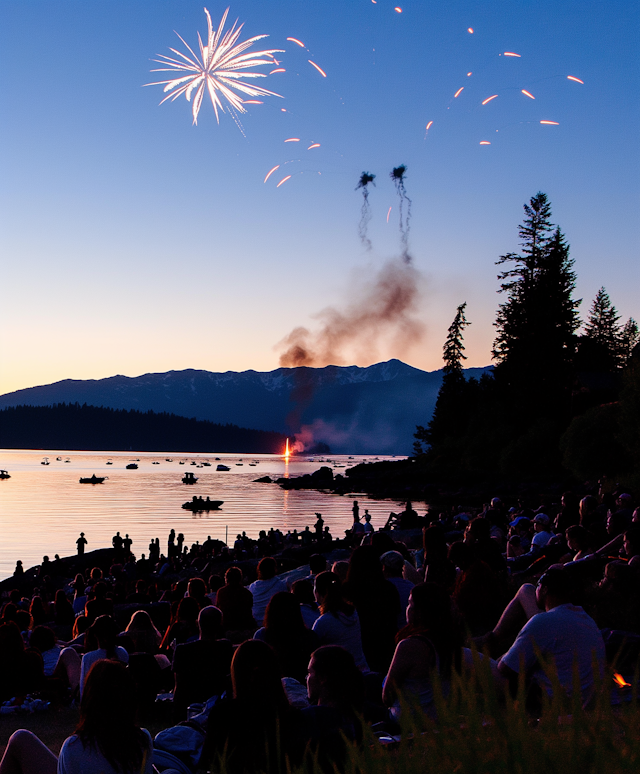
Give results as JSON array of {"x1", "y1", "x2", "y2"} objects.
[{"x1": 0, "y1": 360, "x2": 492, "y2": 454}]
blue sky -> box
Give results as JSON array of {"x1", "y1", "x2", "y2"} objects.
[{"x1": 1, "y1": 0, "x2": 638, "y2": 394}]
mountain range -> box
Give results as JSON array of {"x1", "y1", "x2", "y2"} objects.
[{"x1": 0, "y1": 360, "x2": 492, "y2": 454}]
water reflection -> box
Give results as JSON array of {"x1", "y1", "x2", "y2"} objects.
[{"x1": 0, "y1": 449, "x2": 403, "y2": 580}]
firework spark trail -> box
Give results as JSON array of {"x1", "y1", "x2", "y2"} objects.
[
  {"x1": 356, "y1": 172, "x2": 376, "y2": 250},
  {"x1": 390, "y1": 165, "x2": 412, "y2": 263},
  {"x1": 277, "y1": 259, "x2": 424, "y2": 368},
  {"x1": 146, "y1": 7, "x2": 284, "y2": 125}
]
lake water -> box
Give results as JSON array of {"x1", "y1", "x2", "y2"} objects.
[{"x1": 0, "y1": 449, "x2": 405, "y2": 581}]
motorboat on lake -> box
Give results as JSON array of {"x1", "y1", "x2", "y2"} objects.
[
  {"x1": 182, "y1": 496, "x2": 223, "y2": 511},
  {"x1": 79, "y1": 475, "x2": 107, "y2": 484},
  {"x1": 216, "y1": 464, "x2": 230, "y2": 471},
  {"x1": 126, "y1": 463, "x2": 138, "y2": 470},
  {"x1": 182, "y1": 471, "x2": 198, "y2": 484},
  {"x1": 41, "y1": 458, "x2": 50, "y2": 465},
  {"x1": 0, "y1": 470, "x2": 10, "y2": 479}
]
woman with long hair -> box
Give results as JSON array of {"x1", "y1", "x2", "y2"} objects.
[
  {"x1": 311, "y1": 572, "x2": 369, "y2": 672},
  {"x1": 253, "y1": 592, "x2": 319, "y2": 682},
  {"x1": 382, "y1": 582, "x2": 463, "y2": 721},
  {"x1": 0, "y1": 660, "x2": 154, "y2": 774},
  {"x1": 79, "y1": 615, "x2": 129, "y2": 697},
  {"x1": 159, "y1": 596, "x2": 200, "y2": 653},
  {"x1": 198, "y1": 639, "x2": 300, "y2": 774},
  {"x1": 123, "y1": 610, "x2": 162, "y2": 655}
]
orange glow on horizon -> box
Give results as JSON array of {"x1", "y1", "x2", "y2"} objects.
[{"x1": 482, "y1": 94, "x2": 498, "y2": 105}]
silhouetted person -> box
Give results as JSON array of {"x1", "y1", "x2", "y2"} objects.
[
  {"x1": 123, "y1": 533, "x2": 132, "y2": 556},
  {"x1": 13, "y1": 560, "x2": 24, "y2": 577},
  {"x1": 76, "y1": 533, "x2": 87, "y2": 556},
  {"x1": 314, "y1": 513, "x2": 324, "y2": 541}
]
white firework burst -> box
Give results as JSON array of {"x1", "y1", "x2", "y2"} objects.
[{"x1": 146, "y1": 7, "x2": 284, "y2": 125}]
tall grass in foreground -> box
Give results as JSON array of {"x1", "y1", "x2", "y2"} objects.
[{"x1": 205, "y1": 656, "x2": 640, "y2": 774}]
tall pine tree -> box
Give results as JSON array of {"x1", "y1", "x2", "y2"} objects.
[{"x1": 492, "y1": 193, "x2": 580, "y2": 417}]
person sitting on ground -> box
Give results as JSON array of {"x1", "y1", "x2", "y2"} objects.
[
  {"x1": 159, "y1": 596, "x2": 200, "y2": 654},
  {"x1": 215, "y1": 566, "x2": 255, "y2": 640},
  {"x1": 342, "y1": 546, "x2": 400, "y2": 673},
  {"x1": 565, "y1": 525, "x2": 594, "y2": 561},
  {"x1": 186, "y1": 577, "x2": 209, "y2": 609},
  {"x1": 254, "y1": 592, "x2": 319, "y2": 683},
  {"x1": 382, "y1": 583, "x2": 463, "y2": 722},
  {"x1": 422, "y1": 525, "x2": 457, "y2": 589},
  {"x1": 28, "y1": 625, "x2": 81, "y2": 695},
  {"x1": 126, "y1": 580, "x2": 150, "y2": 604},
  {"x1": 84, "y1": 581, "x2": 113, "y2": 625},
  {"x1": 53, "y1": 589, "x2": 75, "y2": 628},
  {"x1": 197, "y1": 639, "x2": 301, "y2": 774},
  {"x1": 249, "y1": 557, "x2": 288, "y2": 626},
  {"x1": 292, "y1": 579, "x2": 320, "y2": 629},
  {"x1": 306, "y1": 554, "x2": 327, "y2": 583},
  {"x1": 497, "y1": 567, "x2": 606, "y2": 707},
  {"x1": 80, "y1": 615, "x2": 129, "y2": 697},
  {"x1": 28, "y1": 596, "x2": 49, "y2": 628},
  {"x1": 172, "y1": 605, "x2": 233, "y2": 717},
  {"x1": 123, "y1": 610, "x2": 162, "y2": 655},
  {"x1": 331, "y1": 561, "x2": 349, "y2": 583},
  {"x1": 312, "y1": 572, "x2": 369, "y2": 672},
  {"x1": 0, "y1": 659, "x2": 156, "y2": 774},
  {"x1": 0, "y1": 621, "x2": 44, "y2": 703},
  {"x1": 302, "y1": 645, "x2": 364, "y2": 770},
  {"x1": 380, "y1": 551, "x2": 414, "y2": 629},
  {"x1": 449, "y1": 541, "x2": 504, "y2": 637}
]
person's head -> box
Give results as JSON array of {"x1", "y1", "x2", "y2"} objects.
[
  {"x1": 257, "y1": 557, "x2": 277, "y2": 581},
  {"x1": 601, "y1": 560, "x2": 632, "y2": 589},
  {"x1": 198, "y1": 605, "x2": 223, "y2": 640},
  {"x1": 617, "y1": 493, "x2": 633, "y2": 510},
  {"x1": 467, "y1": 517, "x2": 491, "y2": 542},
  {"x1": 406, "y1": 583, "x2": 453, "y2": 630},
  {"x1": 533, "y1": 514, "x2": 551, "y2": 532},
  {"x1": 88, "y1": 615, "x2": 118, "y2": 654},
  {"x1": 73, "y1": 615, "x2": 89, "y2": 639},
  {"x1": 607, "y1": 512, "x2": 628, "y2": 538},
  {"x1": 314, "y1": 571, "x2": 348, "y2": 615},
  {"x1": 208, "y1": 574, "x2": 224, "y2": 594},
  {"x1": 448, "y1": 540, "x2": 475, "y2": 571},
  {"x1": 264, "y1": 592, "x2": 305, "y2": 635},
  {"x1": 187, "y1": 577, "x2": 207, "y2": 604},
  {"x1": 380, "y1": 550, "x2": 404, "y2": 578},
  {"x1": 0, "y1": 621, "x2": 25, "y2": 658},
  {"x1": 92, "y1": 580, "x2": 108, "y2": 599},
  {"x1": 55, "y1": 589, "x2": 70, "y2": 606},
  {"x1": 423, "y1": 524, "x2": 448, "y2": 559},
  {"x1": 579, "y1": 496, "x2": 598, "y2": 522},
  {"x1": 565, "y1": 525, "x2": 591, "y2": 552},
  {"x1": 291, "y1": 579, "x2": 315, "y2": 606},
  {"x1": 225, "y1": 566, "x2": 243, "y2": 586},
  {"x1": 536, "y1": 568, "x2": 574, "y2": 610},
  {"x1": 624, "y1": 526, "x2": 640, "y2": 559},
  {"x1": 231, "y1": 639, "x2": 289, "y2": 710},
  {"x1": 306, "y1": 645, "x2": 364, "y2": 712},
  {"x1": 330, "y1": 561, "x2": 349, "y2": 583},
  {"x1": 29, "y1": 625, "x2": 56, "y2": 653},
  {"x1": 175, "y1": 596, "x2": 200, "y2": 626},
  {"x1": 77, "y1": 660, "x2": 146, "y2": 772},
  {"x1": 309, "y1": 554, "x2": 327, "y2": 576},
  {"x1": 90, "y1": 567, "x2": 102, "y2": 583},
  {"x1": 125, "y1": 609, "x2": 156, "y2": 633},
  {"x1": 347, "y1": 545, "x2": 385, "y2": 586},
  {"x1": 29, "y1": 596, "x2": 45, "y2": 617}
]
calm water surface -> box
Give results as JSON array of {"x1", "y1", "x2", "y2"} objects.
[{"x1": 0, "y1": 450, "x2": 405, "y2": 580}]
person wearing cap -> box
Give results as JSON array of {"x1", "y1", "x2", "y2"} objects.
[
  {"x1": 531, "y1": 514, "x2": 553, "y2": 550},
  {"x1": 497, "y1": 568, "x2": 605, "y2": 706}
]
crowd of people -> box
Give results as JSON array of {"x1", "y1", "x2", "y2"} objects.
[{"x1": 1, "y1": 485, "x2": 639, "y2": 773}]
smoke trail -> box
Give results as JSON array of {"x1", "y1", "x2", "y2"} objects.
[
  {"x1": 277, "y1": 258, "x2": 424, "y2": 368},
  {"x1": 356, "y1": 172, "x2": 376, "y2": 250},
  {"x1": 390, "y1": 165, "x2": 412, "y2": 263}
]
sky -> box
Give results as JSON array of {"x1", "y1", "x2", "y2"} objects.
[{"x1": 1, "y1": 0, "x2": 638, "y2": 396}]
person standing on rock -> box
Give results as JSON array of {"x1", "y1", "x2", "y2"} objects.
[{"x1": 76, "y1": 533, "x2": 87, "y2": 556}]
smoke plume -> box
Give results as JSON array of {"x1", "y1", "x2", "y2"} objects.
[{"x1": 278, "y1": 259, "x2": 424, "y2": 368}]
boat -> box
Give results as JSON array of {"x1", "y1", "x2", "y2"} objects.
[
  {"x1": 56, "y1": 457, "x2": 62, "y2": 461},
  {"x1": 152, "y1": 461, "x2": 160, "y2": 465},
  {"x1": 202, "y1": 462, "x2": 211, "y2": 467},
  {"x1": 182, "y1": 497, "x2": 223, "y2": 511},
  {"x1": 182, "y1": 472, "x2": 198, "y2": 484},
  {"x1": 235, "y1": 463, "x2": 243, "y2": 467},
  {"x1": 41, "y1": 458, "x2": 50, "y2": 465},
  {"x1": 0, "y1": 470, "x2": 10, "y2": 479},
  {"x1": 179, "y1": 461, "x2": 185, "y2": 465},
  {"x1": 216, "y1": 464, "x2": 230, "y2": 471},
  {"x1": 165, "y1": 458, "x2": 173, "y2": 462},
  {"x1": 126, "y1": 463, "x2": 138, "y2": 470},
  {"x1": 64, "y1": 458, "x2": 71, "y2": 463},
  {"x1": 106, "y1": 461, "x2": 113, "y2": 465},
  {"x1": 79, "y1": 475, "x2": 107, "y2": 484}
]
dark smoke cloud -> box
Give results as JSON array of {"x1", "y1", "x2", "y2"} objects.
[
  {"x1": 390, "y1": 165, "x2": 412, "y2": 263},
  {"x1": 277, "y1": 259, "x2": 425, "y2": 368}
]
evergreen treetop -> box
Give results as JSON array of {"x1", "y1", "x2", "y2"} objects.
[{"x1": 443, "y1": 302, "x2": 470, "y2": 376}]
